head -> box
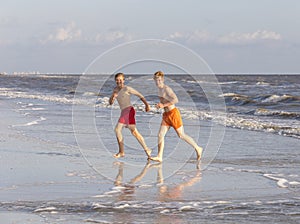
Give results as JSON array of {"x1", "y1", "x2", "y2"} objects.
[
  {"x1": 153, "y1": 71, "x2": 164, "y2": 88},
  {"x1": 115, "y1": 73, "x2": 125, "y2": 88}
]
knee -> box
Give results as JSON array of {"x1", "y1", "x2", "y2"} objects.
[
  {"x1": 158, "y1": 132, "x2": 165, "y2": 139},
  {"x1": 177, "y1": 132, "x2": 185, "y2": 139},
  {"x1": 131, "y1": 128, "x2": 137, "y2": 136},
  {"x1": 115, "y1": 127, "x2": 121, "y2": 135},
  {"x1": 178, "y1": 134, "x2": 183, "y2": 139},
  {"x1": 130, "y1": 128, "x2": 140, "y2": 138}
]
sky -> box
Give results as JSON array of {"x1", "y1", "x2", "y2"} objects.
[{"x1": 1, "y1": 0, "x2": 300, "y2": 74}]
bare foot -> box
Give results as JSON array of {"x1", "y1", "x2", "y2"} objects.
[
  {"x1": 149, "y1": 156, "x2": 163, "y2": 163},
  {"x1": 144, "y1": 148, "x2": 152, "y2": 158},
  {"x1": 113, "y1": 161, "x2": 124, "y2": 166},
  {"x1": 196, "y1": 147, "x2": 203, "y2": 161},
  {"x1": 113, "y1": 153, "x2": 125, "y2": 158}
]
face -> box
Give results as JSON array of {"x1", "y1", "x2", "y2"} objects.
[
  {"x1": 115, "y1": 75, "x2": 125, "y2": 88},
  {"x1": 154, "y1": 76, "x2": 164, "y2": 88}
]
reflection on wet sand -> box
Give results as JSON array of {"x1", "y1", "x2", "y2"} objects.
[
  {"x1": 113, "y1": 161, "x2": 202, "y2": 201},
  {"x1": 110, "y1": 161, "x2": 202, "y2": 223}
]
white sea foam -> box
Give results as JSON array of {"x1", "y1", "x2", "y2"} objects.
[
  {"x1": 0, "y1": 87, "x2": 93, "y2": 105},
  {"x1": 223, "y1": 167, "x2": 300, "y2": 189},
  {"x1": 91, "y1": 203, "x2": 108, "y2": 209},
  {"x1": 216, "y1": 201, "x2": 231, "y2": 204},
  {"x1": 254, "y1": 108, "x2": 300, "y2": 118},
  {"x1": 19, "y1": 107, "x2": 45, "y2": 111},
  {"x1": 218, "y1": 81, "x2": 240, "y2": 85},
  {"x1": 181, "y1": 108, "x2": 300, "y2": 138},
  {"x1": 256, "y1": 81, "x2": 270, "y2": 86},
  {"x1": 160, "y1": 209, "x2": 170, "y2": 214},
  {"x1": 92, "y1": 194, "x2": 112, "y2": 198},
  {"x1": 262, "y1": 94, "x2": 293, "y2": 103},
  {"x1": 179, "y1": 205, "x2": 195, "y2": 211},
  {"x1": 4, "y1": 86, "x2": 299, "y2": 139},
  {"x1": 85, "y1": 219, "x2": 112, "y2": 224},
  {"x1": 104, "y1": 190, "x2": 121, "y2": 195},
  {"x1": 289, "y1": 181, "x2": 300, "y2": 185},
  {"x1": 83, "y1": 91, "x2": 99, "y2": 96},
  {"x1": 263, "y1": 174, "x2": 298, "y2": 188},
  {"x1": 2, "y1": 84, "x2": 299, "y2": 140},
  {"x1": 34, "y1": 206, "x2": 57, "y2": 213},
  {"x1": 219, "y1": 92, "x2": 244, "y2": 97},
  {"x1": 11, "y1": 116, "x2": 46, "y2": 127},
  {"x1": 114, "y1": 203, "x2": 130, "y2": 209}
]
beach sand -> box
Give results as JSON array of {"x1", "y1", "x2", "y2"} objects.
[{"x1": 1, "y1": 100, "x2": 299, "y2": 223}]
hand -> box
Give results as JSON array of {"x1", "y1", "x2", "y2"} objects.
[
  {"x1": 145, "y1": 104, "x2": 150, "y2": 112},
  {"x1": 156, "y1": 103, "x2": 164, "y2": 109},
  {"x1": 113, "y1": 87, "x2": 119, "y2": 97}
]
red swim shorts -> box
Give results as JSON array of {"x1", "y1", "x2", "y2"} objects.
[
  {"x1": 162, "y1": 107, "x2": 183, "y2": 130},
  {"x1": 118, "y1": 106, "x2": 136, "y2": 125}
]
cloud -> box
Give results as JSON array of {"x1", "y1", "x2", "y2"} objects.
[
  {"x1": 168, "y1": 30, "x2": 214, "y2": 44},
  {"x1": 0, "y1": 39, "x2": 12, "y2": 46},
  {"x1": 40, "y1": 24, "x2": 282, "y2": 48},
  {"x1": 40, "y1": 23, "x2": 133, "y2": 45},
  {"x1": 94, "y1": 30, "x2": 133, "y2": 44},
  {"x1": 218, "y1": 30, "x2": 282, "y2": 45},
  {"x1": 168, "y1": 30, "x2": 282, "y2": 46},
  {"x1": 41, "y1": 22, "x2": 82, "y2": 44}
]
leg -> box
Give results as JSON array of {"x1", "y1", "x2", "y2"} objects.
[
  {"x1": 150, "y1": 125, "x2": 169, "y2": 162},
  {"x1": 114, "y1": 162, "x2": 124, "y2": 186},
  {"x1": 128, "y1": 125, "x2": 152, "y2": 158},
  {"x1": 175, "y1": 126, "x2": 203, "y2": 160},
  {"x1": 114, "y1": 123, "x2": 125, "y2": 158},
  {"x1": 129, "y1": 161, "x2": 151, "y2": 184}
]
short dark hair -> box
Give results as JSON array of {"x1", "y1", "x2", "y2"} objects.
[
  {"x1": 153, "y1": 71, "x2": 164, "y2": 79},
  {"x1": 115, "y1": 73, "x2": 125, "y2": 80}
]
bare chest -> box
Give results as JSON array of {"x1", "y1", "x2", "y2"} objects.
[
  {"x1": 116, "y1": 88, "x2": 130, "y2": 101},
  {"x1": 158, "y1": 89, "x2": 169, "y2": 102}
]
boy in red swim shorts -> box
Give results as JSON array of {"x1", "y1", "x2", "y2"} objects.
[
  {"x1": 149, "y1": 71, "x2": 203, "y2": 163},
  {"x1": 118, "y1": 106, "x2": 136, "y2": 125},
  {"x1": 109, "y1": 73, "x2": 151, "y2": 159}
]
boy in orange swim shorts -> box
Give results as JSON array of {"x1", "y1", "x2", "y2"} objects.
[
  {"x1": 149, "y1": 71, "x2": 203, "y2": 163},
  {"x1": 162, "y1": 107, "x2": 183, "y2": 130}
]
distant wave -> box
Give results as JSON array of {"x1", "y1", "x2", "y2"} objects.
[
  {"x1": 256, "y1": 81, "x2": 270, "y2": 86},
  {"x1": 254, "y1": 108, "x2": 300, "y2": 119},
  {"x1": 179, "y1": 109, "x2": 300, "y2": 139},
  {"x1": 261, "y1": 94, "x2": 300, "y2": 103},
  {"x1": 221, "y1": 92, "x2": 300, "y2": 106},
  {"x1": 0, "y1": 87, "x2": 95, "y2": 105},
  {"x1": 2, "y1": 87, "x2": 300, "y2": 139}
]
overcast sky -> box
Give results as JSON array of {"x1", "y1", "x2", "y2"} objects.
[{"x1": 1, "y1": 0, "x2": 300, "y2": 74}]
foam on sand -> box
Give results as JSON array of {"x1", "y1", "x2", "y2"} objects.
[{"x1": 263, "y1": 174, "x2": 300, "y2": 188}]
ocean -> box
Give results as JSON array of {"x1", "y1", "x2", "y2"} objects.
[{"x1": 0, "y1": 73, "x2": 299, "y2": 223}]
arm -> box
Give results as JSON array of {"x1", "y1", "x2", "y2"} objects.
[
  {"x1": 128, "y1": 86, "x2": 150, "y2": 112},
  {"x1": 157, "y1": 86, "x2": 178, "y2": 108},
  {"x1": 109, "y1": 87, "x2": 118, "y2": 105}
]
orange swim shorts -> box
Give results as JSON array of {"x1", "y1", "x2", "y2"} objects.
[
  {"x1": 118, "y1": 106, "x2": 136, "y2": 125},
  {"x1": 162, "y1": 107, "x2": 183, "y2": 130}
]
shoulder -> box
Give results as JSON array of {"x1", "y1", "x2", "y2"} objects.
[
  {"x1": 164, "y1": 85, "x2": 174, "y2": 92},
  {"x1": 113, "y1": 86, "x2": 119, "y2": 92},
  {"x1": 126, "y1": 85, "x2": 138, "y2": 93},
  {"x1": 124, "y1": 85, "x2": 133, "y2": 91}
]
